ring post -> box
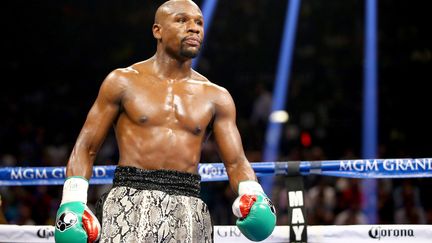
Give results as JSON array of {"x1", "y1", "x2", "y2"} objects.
[{"x1": 286, "y1": 161, "x2": 307, "y2": 243}]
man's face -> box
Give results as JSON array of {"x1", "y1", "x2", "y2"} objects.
[{"x1": 155, "y1": 1, "x2": 204, "y2": 59}]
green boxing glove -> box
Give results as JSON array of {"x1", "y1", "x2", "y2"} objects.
[
  {"x1": 55, "y1": 177, "x2": 101, "y2": 243},
  {"x1": 232, "y1": 181, "x2": 276, "y2": 241}
]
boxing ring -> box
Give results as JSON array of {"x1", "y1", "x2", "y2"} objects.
[{"x1": 1, "y1": 158, "x2": 432, "y2": 242}]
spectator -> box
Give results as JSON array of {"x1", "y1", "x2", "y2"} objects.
[
  {"x1": 306, "y1": 177, "x2": 336, "y2": 224},
  {"x1": 0, "y1": 195, "x2": 7, "y2": 224}
]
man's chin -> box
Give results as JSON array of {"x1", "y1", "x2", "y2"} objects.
[
  {"x1": 180, "y1": 47, "x2": 200, "y2": 59},
  {"x1": 180, "y1": 51, "x2": 198, "y2": 58}
]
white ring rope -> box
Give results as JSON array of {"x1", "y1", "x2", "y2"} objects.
[{"x1": 0, "y1": 224, "x2": 432, "y2": 243}]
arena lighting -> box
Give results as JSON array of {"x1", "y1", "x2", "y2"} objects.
[
  {"x1": 192, "y1": 0, "x2": 218, "y2": 69},
  {"x1": 269, "y1": 110, "x2": 289, "y2": 123},
  {"x1": 362, "y1": 0, "x2": 378, "y2": 224},
  {"x1": 300, "y1": 131, "x2": 312, "y2": 147},
  {"x1": 262, "y1": 0, "x2": 302, "y2": 195}
]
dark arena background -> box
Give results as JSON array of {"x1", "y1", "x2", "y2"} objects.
[{"x1": 1, "y1": 0, "x2": 432, "y2": 233}]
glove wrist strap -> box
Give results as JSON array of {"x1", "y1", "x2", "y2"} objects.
[
  {"x1": 238, "y1": 180, "x2": 264, "y2": 195},
  {"x1": 61, "y1": 176, "x2": 89, "y2": 205}
]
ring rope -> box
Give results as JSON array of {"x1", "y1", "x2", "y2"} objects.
[{"x1": 1, "y1": 158, "x2": 431, "y2": 186}]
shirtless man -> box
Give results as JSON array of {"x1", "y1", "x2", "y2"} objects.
[{"x1": 54, "y1": 1, "x2": 276, "y2": 242}]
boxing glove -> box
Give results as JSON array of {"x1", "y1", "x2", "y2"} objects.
[
  {"x1": 55, "y1": 177, "x2": 101, "y2": 243},
  {"x1": 232, "y1": 180, "x2": 276, "y2": 242}
]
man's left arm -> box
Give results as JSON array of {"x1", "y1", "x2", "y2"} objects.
[{"x1": 212, "y1": 88, "x2": 276, "y2": 242}]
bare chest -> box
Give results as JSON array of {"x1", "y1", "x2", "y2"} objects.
[{"x1": 121, "y1": 79, "x2": 214, "y2": 132}]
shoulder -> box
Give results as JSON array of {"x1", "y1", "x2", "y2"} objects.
[
  {"x1": 99, "y1": 68, "x2": 131, "y2": 97},
  {"x1": 101, "y1": 60, "x2": 153, "y2": 92},
  {"x1": 97, "y1": 65, "x2": 141, "y2": 103},
  {"x1": 104, "y1": 64, "x2": 141, "y2": 87}
]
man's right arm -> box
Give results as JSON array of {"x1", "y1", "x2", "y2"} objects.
[
  {"x1": 55, "y1": 69, "x2": 127, "y2": 243},
  {"x1": 66, "y1": 69, "x2": 126, "y2": 179}
]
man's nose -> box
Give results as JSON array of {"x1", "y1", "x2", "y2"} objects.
[{"x1": 187, "y1": 21, "x2": 201, "y2": 34}]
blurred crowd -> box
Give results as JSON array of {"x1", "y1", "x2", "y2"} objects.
[{"x1": 1, "y1": 0, "x2": 431, "y2": 226}]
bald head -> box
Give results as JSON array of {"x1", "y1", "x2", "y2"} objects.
[
  {"x1": 152, "y1": 0, "x2": 204, "y2": 60},
  {"x1": 155, "y1": 0, "x2": 202, "y2": 24}
]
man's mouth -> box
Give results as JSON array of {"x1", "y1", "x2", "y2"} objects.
[{"x1": 183, "y1": 36, "x2": 201, "y2": 47}]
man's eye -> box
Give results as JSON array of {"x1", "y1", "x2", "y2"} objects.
[
  {"x1": 178, "y1": 18, "x2": 186, "y2": 23},
  {"x1": 196, "y1": 20, "x2": 203, "y2": 26}
]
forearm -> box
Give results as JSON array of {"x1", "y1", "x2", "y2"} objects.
[
  {"x1": 66, "y1": 145, "x2": 97, "y2": 179},
  {"x1": 62, "y1": 145, "x2": 96, "y2": 204},
  {"x1": 225, "y1": 157, "x2": 257, "y2": 194}
]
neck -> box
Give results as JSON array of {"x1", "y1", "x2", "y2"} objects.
[{"x1": 153, "y1": 48, "x2": 193, "y2": 80}]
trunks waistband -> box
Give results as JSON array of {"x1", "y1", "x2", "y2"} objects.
[{"x1": 113, "y1": 166, "x2": 201, "y2": 198}]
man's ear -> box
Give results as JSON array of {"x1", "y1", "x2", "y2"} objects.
[{"x1": 153, "y1": 24, "x2": 162, "y2": 40}]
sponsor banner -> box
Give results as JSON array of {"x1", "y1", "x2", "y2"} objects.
[
  {"x1": 1, "y1": 158, "x2": 432, "y2": 186},
  {"x1": 0, "y1": 225, "x2": 54, "y2": 242},
  {"x1": 215, "y1": 225, "x2": 432, "y2": 243},
  {"x1": 0, "y1": 166, "x2": 116, "y2": 186},
  {"x1": 214, "y1": 225, "x2": 289, "y2": 243},
  {"x1": 0, "y1": 164, "x2": 234, "y2": 186},
  {"x1": 317, "y1": 158, "x2": 432, "y2": 178},
  {"x1": 196, "y1": 158, "x2": 421, "y2": 180},
  {"x1": 1, "y1": 224, "x2": 432, "y2": 243},
  {"x1": 308, "y1": 224, "x2": 432, "y2": 243}
]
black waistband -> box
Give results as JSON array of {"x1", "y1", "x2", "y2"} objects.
[{"x1": 113, "y1": 166, "x2": 201, "y2": 198}]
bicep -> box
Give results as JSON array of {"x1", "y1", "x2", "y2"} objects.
[{"x1": 76, "y1": 96, "x2": 119, "y2": 149}]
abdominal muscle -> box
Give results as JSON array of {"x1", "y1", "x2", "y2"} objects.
[{"x1": 114, "y1": 120, "x2": 206, "y2": 174}]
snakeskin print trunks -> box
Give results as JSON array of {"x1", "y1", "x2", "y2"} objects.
[{"x1": 97, "y1": 166, "x2": 213, "y2": 243}]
